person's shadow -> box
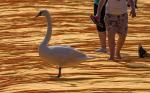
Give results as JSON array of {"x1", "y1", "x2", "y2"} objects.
[
  {"x1": 115, "y1": 44, "x2": 150, "y2": 68},
  {"x1": 115, "y1": 52, "x2": 150, "y2": 69}
]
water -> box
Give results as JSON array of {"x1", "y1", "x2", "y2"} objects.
[{"x1": 0, "y1": 0, "x2": 150, "y2": 93}]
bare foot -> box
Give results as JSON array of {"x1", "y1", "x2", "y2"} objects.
[
  {"x1": 96, "y1": 48, "x2": 107, "y2": 53},
  {"x1": 107, "y1": 57, "x2": 115, "y2": 61},
  {"x1": 108, "y1": 57, "x2": 121, "y2": 62},
  {"x1": 115, "y1": 56, "x2": 122, "y2": 59},
  {"x1": 115, "y1": 53, "x2": 122, "y2": 59}
]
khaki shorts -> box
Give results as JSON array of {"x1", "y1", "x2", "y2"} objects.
[{"x1": 104, "y1": 13, "x2": 128, "y2": 35}]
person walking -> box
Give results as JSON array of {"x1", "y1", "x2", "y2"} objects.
[
  {"x1": 94, "y1": 0, "x2": 136, "y2": 60},
  {"x1": 92, "y1": 0, "x2": 108, "y2": 53}
]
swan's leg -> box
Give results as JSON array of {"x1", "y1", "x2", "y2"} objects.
[{"x1": 57, "y1": 67, "x2": 62, "y2": 78}]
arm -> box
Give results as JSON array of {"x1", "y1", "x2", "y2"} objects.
[
  {"x1": 96, "y1": 0, "x2": 106, "y2": 19},
  {"x1": 129, "y1": 0, "x2": 136, "y2": 18}
]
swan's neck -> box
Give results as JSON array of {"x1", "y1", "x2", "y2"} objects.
[{"x1": 41, "y1": 14, "x2": 52, "y2": 46}]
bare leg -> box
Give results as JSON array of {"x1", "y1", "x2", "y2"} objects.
[
  {"x1": 96, "y1": 31, "x2": 107, "y2": 52},
  {"x1": 116, "y1": 34, "x2": 127, "y2": 59},
  {"x1": 99, "y1": 31, "x2": 106, "y2": 49},
  {"x1": 108, "y1": 30, "x2": 116, "y2": 60}
]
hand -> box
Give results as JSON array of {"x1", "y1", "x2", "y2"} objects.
[
  {"x1": 130, "y1": 9, "x2": 136, "y2": 18},
  {"x1": 95, "y1": 15, "x2": 100, "y2": 22}
]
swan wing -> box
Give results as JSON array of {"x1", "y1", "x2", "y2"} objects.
[{"x1": 44, "y1": 46, "x2": 88, "y2": 66}]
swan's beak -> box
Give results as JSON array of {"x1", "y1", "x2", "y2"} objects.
[
  {"x1": 35, "y1": 13, "x2": 40, "y2": 17},
  {"x1": 35, "y1": 11, "x2": 42, "y2": 17}
]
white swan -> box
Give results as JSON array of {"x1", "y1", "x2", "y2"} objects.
[{"x1": 36, "y1": 10, "x2": 91, "y2": 78}]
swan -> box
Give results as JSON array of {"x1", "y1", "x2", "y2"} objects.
[{"x1": 36, "y1": 10, "x2": 91, "y2": 78}]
